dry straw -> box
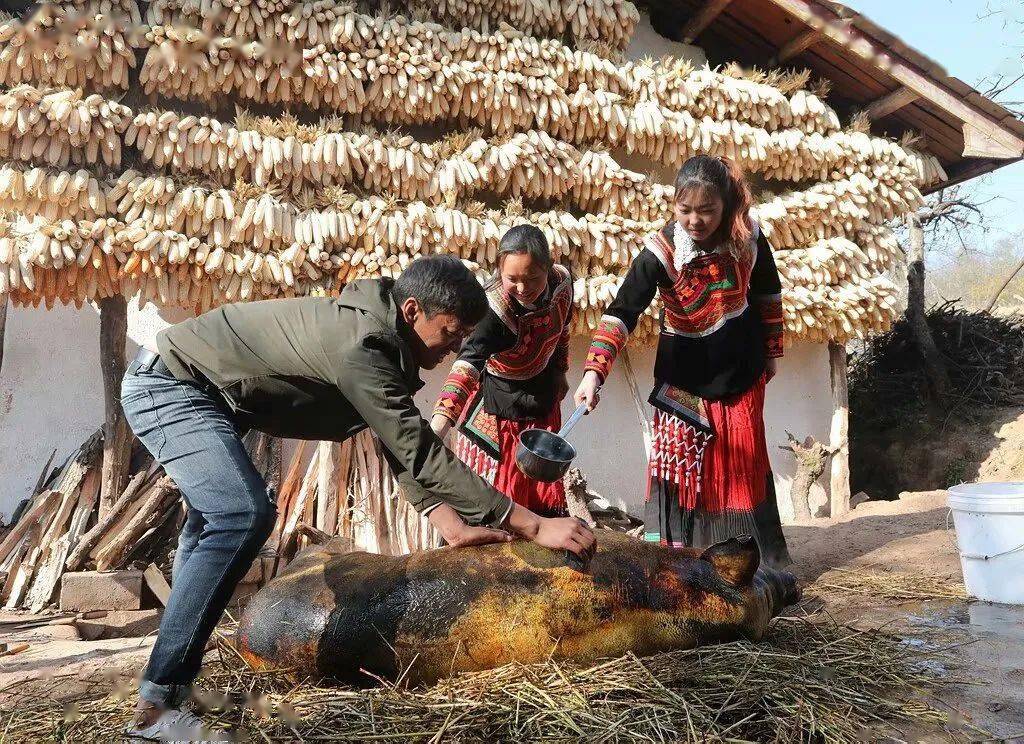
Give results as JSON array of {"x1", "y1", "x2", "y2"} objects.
[{"x1": 0, "y1": 614, "x2": 987, "y2": 743}]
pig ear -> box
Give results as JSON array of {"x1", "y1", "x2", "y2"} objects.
[{"x1": 699, "y1": 536, "x2": 760, "y2": 587}]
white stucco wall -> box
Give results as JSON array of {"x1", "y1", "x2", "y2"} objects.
[
  {"x1": 0, "y1": 300, "x2": 190, "y2": 521},
  {"x1": 2, "y1": 296, "x2": 833, "y2": 524}
]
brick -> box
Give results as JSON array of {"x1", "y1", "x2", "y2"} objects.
[
  {"x1": 60, "y1": 571, "x2": 143, "y2": 612},
  {"x1": 76, "y1": 609, "x2": 161, "y2": 641}
]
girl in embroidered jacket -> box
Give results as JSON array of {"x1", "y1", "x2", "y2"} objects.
[
  {"x1": 574, "y1": 156, "x2": 791, "y2": 567},
  {"x1": 431, "y1": 225, "x2": 573, "y2": 516}
]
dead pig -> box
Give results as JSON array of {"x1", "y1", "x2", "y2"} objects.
[{"x1": 235, "y1": 531, "x2": 800, "y2": 685}]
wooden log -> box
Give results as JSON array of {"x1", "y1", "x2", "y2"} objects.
[
  {"x1": 681, "y1": 0, "x2": 735, "y2": 43},
  {"x1": 1, "y1": 540, "x2": 31, "y2": 604},
  {"x1": 327, "y1": 439, "x2": 352, "y2": 535},
  {"x1": 4, "y1": 513, "x2": 49, "y2": 610},
  {"x1": 770, "y1": 28, "x2": 820, "y2": 65},
  {"x1": 828, "y1": 342, "x2": 851, "y2": 518},
  {"x1": 0, "y1": 491, "x2": 60, "y2": 565},
  {"x1": 865, "y1": 86, "x2": 920, "y2": 121},
  {"x1": 95, "y1": 477, "x2": 178, "y2": 571},
  {"x1": 316, "y1": 441, "x2": 339, "y2": 534},
  {"x1": 26, "y1": 532, "x2": 74, "y2": 612},
  {"x1": 296, "y1": 522, "x2": 331, "y2": 546},
  {"x1": 143, "y1": 563, "x2": 171, "y2": 606},
  {"x1": 67, "y1": 469, "x2": 147, "y2": 570},
  {"x1": 98, "y1": 295, "x2": 132, "y2": 519}
]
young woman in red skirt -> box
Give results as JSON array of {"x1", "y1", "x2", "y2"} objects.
[
  {"x1": 431, "y1": 225, "x2": 572, "y2": 517},
  {"x1": 574, "y1": 155, "x2": 791, "y2": 567}
]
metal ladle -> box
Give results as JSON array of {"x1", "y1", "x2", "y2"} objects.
[{"x1": 515, "y1": 401, "x2": 590, "y2": 483}]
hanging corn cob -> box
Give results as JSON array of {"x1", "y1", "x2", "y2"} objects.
[{"x1": 0, "y1": 4, "x2": 135, "y2": 90}]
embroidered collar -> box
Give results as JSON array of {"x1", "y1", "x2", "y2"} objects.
[{"x1": 671, "y1": 222, "x2": 701, "y2": 273}]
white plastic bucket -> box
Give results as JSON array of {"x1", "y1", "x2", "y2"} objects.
[{"x1": 947, "y1": 483, "x2": 1024, "y2": 605}]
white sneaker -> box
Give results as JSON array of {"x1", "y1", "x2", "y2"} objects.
[{"x1": 124, "y1": 708, "x2": 232, "y2": 742}]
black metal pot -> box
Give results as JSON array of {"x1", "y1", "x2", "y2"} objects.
[{"x1": 515, "y1": 402, "x2": 588, "y2": 483}]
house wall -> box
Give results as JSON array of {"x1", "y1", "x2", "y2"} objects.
[{"x1": 0, "y1": 300, "x2": 832, "y2": 522}]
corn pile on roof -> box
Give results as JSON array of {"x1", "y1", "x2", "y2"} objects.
[{"x1": 0, "y1": 0, "x2": 939, "y2": 344}]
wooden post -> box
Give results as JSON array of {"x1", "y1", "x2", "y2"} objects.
[
  {"x1": 98, "y1": 296, "x2": 132, "y2": 519},
  {"x1": 0, "y1": 292, "x2": 7, "y2": 376},
  {"x1": 828, "y1": 342, "x2": 850, "y2": 518}
]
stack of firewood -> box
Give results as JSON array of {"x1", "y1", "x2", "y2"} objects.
[
  {"x1": 0, "y1": 427, "x2": 438, "y2": 612},
  {"x1": 0, "y1": 431, "x2": 182, "y2": 612}
]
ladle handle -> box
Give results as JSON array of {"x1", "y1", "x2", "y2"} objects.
[{"x1": 557, "y1": 401, "x2": 589, "y2": 439}]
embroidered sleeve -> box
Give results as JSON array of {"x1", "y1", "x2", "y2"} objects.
[
  {"x1": 431, "y1": 310, "x2": 513, "y2": 423},
  {"x1": 749, "y1": 232, "x2": 785, "y2": 359},
  {"x1": 433, "y1": 360, "x2": 481, "y2": 424},
  {"x1": 584, "y1": 250, "x2": 663, "y2": 381}
]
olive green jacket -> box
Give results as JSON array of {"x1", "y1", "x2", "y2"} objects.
[{"x1": 157, "y1": 279, "x2": 511, "y2": 527}]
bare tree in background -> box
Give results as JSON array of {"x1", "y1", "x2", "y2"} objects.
[
  {"x1": 979, "y1": 2, "x2": 1024, "y2": 118},
  {"x1": 905, "y1": 186, "x2": 991, "y2": 402}
]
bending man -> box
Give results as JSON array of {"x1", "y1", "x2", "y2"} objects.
[{"x1": 122, "y1": 255, "x2": 595, "y2": 740}]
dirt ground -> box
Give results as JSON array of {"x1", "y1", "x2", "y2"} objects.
[{"x1": 2, "y1": 489, "x2": 1022, "y2": 740}]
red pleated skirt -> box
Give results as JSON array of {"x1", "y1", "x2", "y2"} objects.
[
  {"x1": 454, "y1": 394, "x2": 567, "y2": 516},
  {"x1": 644, "y1": 374, "x2": 791, "y2": 567}
]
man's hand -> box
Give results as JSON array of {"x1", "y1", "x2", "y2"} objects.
[
  {"x1": 428, "y1": 502, "x2": 511, "y2": 547},
  {"x1": 765, "y1": 356, "x2": 778, "y2": 383},
  {"x1": 534, "y1": 516, "x2": 596, "y2": 559},
  {"x1": 505, "y1": 503, "x2": 596, "y2": 559}
]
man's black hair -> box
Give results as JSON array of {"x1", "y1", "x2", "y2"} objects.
[{"x1": 394, "y1": 254, "x2": 488, "y2": 323}]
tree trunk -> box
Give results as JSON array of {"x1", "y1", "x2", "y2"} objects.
[
  {"x1": 780, "y1": 433, "x2": 831, "y2": 521},
  {"x1": 828, "y1": 343, "x2": 851, "y2": 518},
  {"x1": 99, "y1": 296, "x2": 132, "y2": 519},
  {"x1": 905, "y1": 214, "x2": 950, "y2": 401},
  {"x1": 984, "y1": 253, "x2": 1024, "y2": 313}
]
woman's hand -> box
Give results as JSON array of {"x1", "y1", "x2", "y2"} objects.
[
  {"x1": 428, "y1": 503, "x2": 512, "y2": 547},
  {"x1": 573, "y1": 370, "x2": 602, "y2": 412},
  {"x1": 430, "y1": 413, "x2": 453, "y2": 443},
  {"x1": 765, "y1": 357, "x2": 778, "y2": 383}
]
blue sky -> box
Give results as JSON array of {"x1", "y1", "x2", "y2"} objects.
[{"x1": 844, "y1": 0, "x2": 1024, "y2": 247}]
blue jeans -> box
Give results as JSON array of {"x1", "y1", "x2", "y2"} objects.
[{"x1": 121, "y1": 363, "x2": 276, "y2": 707}]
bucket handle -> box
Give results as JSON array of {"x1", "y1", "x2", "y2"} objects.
[
  {"x1": 946, "y1": 507, "x2": 1024, "y2": 561},
  {"x1": 958, "y1": 543, "x2": 1024, "y2": 561}
]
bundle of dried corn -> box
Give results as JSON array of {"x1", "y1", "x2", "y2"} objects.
[
  {"x1": 133, "y1": 30, "x2": 936, "y2": 191},
  {"x1": 146, "y1": 0, "x2": 639, "y2": 52},
  {"x1": 0, "y1": 84, "x2": 131, "y2": 168},
  {"x1": 0, "y1": 162, "x2": 108, "y2": 220},
  {"x1": 0, "y1": 4, "x2": 135, "y2": 90}
]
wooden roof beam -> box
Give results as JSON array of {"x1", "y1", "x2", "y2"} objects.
[
  {"x1": 681, "y1": 0, "x2": 736, "y2": 44},
  {"x1": 769, "y1": 27, "x2": 821, "y2": 65},
  {"x1": 767, "y1": 0, "x2": 1024, "y2": 160},
  {"x1": 864, "y1": 86, "x2": 919, "y2": 120}
]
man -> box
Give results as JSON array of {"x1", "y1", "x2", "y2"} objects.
[{"x1": 122, "y1": 255, "x2": 596, "y2": 740}]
